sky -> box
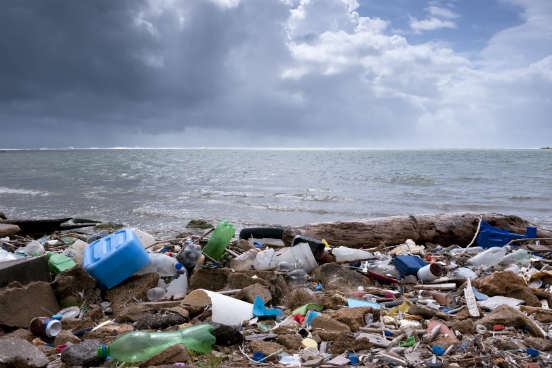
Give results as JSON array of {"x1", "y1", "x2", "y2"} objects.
[{"x1": 0, "y1": 0, "x2": 551, "y2": 148}]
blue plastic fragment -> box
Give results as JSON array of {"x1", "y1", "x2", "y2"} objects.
[
  {"x1": 253, "y1": 241, "x2": 263, "y2": 248},
  {"x1": 392, "y1": 255, "x2": 427, "y2": 276},
  {"x1": 305, "y1": 311, "x2": 321, "y2": 326},
  {"x1": 384, "y1": 330, "x2": 393, "y2": 336},
  {"x1": 432, "y1": 345, "x2": 445, "y2": 356},
  {"x1": 526, "y1": 348, "x2": 539, "y2": 357},
  {"x1": 472, "y1": 287, "x2": 488, "y2": 301},
  {"x1": 347, "y1": 352, "x2": 359, "y2": 365},
  {"x1": 252, "y1": 352, "x2": 265, "y2": 362},
  {"x1": 253, "y1": 296, "x2": 282, "y2": 317},
  {"x1": 314, "y1": 284, "x2": 323, "y2": 291},
  {"x1": 347, "y1": 298, "x2": 381, "y2": 309},
  {"x1": 477, "y1": 221, "x2": 537, "y2": 249}
]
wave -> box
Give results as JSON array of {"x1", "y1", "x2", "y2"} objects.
[{"x1": 0, "y1": 186, "x2": 49, "y2": 196}]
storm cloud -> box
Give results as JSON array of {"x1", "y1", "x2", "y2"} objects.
[{"x1": 0, "y1": 0, "x2": 551, "y2": 148}]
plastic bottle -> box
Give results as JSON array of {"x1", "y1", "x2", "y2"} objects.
[
  {"x1": 147, "y1": 287, "x2": 167, "y2": 301},
  {"x1": 46, "y1": 252, "x2": 76, "y2": 273},
  {"x1": 332, "y1": 246, "x2": 374, "y2": 263},
  {"x1": 451, "y1": 267, "x2": 477, "y2": 280},
  {"x1": 135, "y1": 253, "x2": 183, "y2": 277},
  {"x1": 164, "y1": 270, "x2": 188, "y2": 300},
  {"x1": 16, "y1": 240, "x2": 45, "y2": 257},
  {"x1": 275, "y1": 243, "x2": 318, "y2": 273},
  {"x1": 203, "y1": 221, "x2": 235, "y2": 260},
  {"x1": 98, "y1": 324, "x2": 215, "y2": 363},
  {"x1": 468, "y1": 247, "x2": 506, "y2": 267},
  {"x1": 230, "y1": 249, "x2": 258, "y2": 271},
  {"x1": 177, "y1": 243, "x2": 202, "y2": 274},
  {"x1": 499, "y1": 249, "x2": 531, "y2": 267}
]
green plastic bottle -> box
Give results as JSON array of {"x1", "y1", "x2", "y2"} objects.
[
  {"x1": 46, "y1": 252, "x2": 76, "y2": 273},
  {"x1": 97, "y1": 324, "x2": 215, "y2": 363},
  {"x1": 203, "y1": 221, "x2": 235, "y2": 260}
]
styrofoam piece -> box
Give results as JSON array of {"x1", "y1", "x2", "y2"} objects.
[{"x1": 183, "y1": 289, "x2": 253, "y2": 326}]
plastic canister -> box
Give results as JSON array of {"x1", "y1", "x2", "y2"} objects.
[
  {"x1": 417, "y1": 263, "x2": 444, "y2": 282},
  {"x1": 29, "y1": 317, "x2": 62, "y2": 338}
]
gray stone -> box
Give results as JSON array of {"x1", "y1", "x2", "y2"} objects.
[
  {"x1": 0, "y1": 255, "x2": 50, "y2": 288},
  {"x1": 0, "y1": 281, "x2": 59, "y2": 328},
  {"x1": 60, "y1": 339, "x2": 104, "y2": 367},
  {"x1": 0, "y1": 337, "x2": 49, "y2": 367},
  {"x1": 0, "y1": 223, "x2": 20, "y2": 237}
]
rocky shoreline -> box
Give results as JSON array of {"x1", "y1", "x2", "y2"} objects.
[{"x1": 1, "y1": 212, "x2": 552, "y2": 367}]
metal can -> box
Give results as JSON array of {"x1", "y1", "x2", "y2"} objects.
[{"x1": 29, "y1": 317, "x2": 62, "y2": 338}]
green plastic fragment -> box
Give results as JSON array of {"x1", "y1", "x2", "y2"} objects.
[
  {"x1": 291, "y1": 304, "x2": 323, "y2": 316},
  {"x1": 399, "y1": 336, "x2": 416, "y2": 347}
]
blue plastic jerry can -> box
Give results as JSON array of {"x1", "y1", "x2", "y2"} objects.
[{"x1": 82, "y1": 229, "x2": 149, "y2": 289}]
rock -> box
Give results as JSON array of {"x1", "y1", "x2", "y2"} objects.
[
  {"x1": 478, "y1": 304, "x2": 545, "y2": 337},
  {"x1": 486, "y1": 337, "x2": 524, "y2": 351},
  {"x1": 311, "y1": 263, "x2": 371, "y2": 291},
  {"x1": 186, "y1": 219, "x2": 214, "y2": 229},
  {"x1": 59, "y1": 318, "x2": 95, "y2": 334},
  {"x1": 4, "y1": 328, "x2": 34, "y2": 342},
  {"x1": 0, "y1": 281, "x2": 59, "y2": 328},
  {"x1": 212, "y1": 324, "x2": 244, "y2": 346},
  {"x1": 473, "y1": 271, "x2": 540, "y2": 307},
  {"x1": 248, "y1": 340, "x2": 285, "y2": 356},
  {"x1": 449, "y1": 319, "x2": 475, "y2": 334},
  {"x1": 328, "y1": 307, "x2": 375, "y2": 332},
  {"x1": 524, "y1": 336, "x2": 552, "y2": 351},
  {"x1": 0, "y1": 223, "x2": 20, "y2": 237},
  {"x1": 139, "y1": 343, "x2": 192, "y2": 367},
  {"x1": 329, "y1": 334, "x2": 372, "y2": 354},
  {"x1": 314, "y1": 330, "x2": 342, "y2": 341},
  {"x1": 51, "y1": 265, "x2": 100, "y2": 306},
  {"x1": 54, "y1": 330, "x2": 81, "y2": 346},
  {"x1": 106, "y1": 273, "x2": 160, "y2": 316},
  {"x1": 135, "y1": 311, "x2": 187, "y2": 330},
  {"x1": 0, "y1": 255, "x2": 50, "y2": 288},
  {"x1": 239, "y1": 283, "x2": 272, "y2": 304},
  {"x1": 60, "y1": 339, "x2": 104, "y2": 367},
  {"x1": 408, "y1": 304, "x2": 451, "y2": 321},
  {"x1": 0, "y1": 212, "x2": 6, "y2": 220},
  {"x1": 94, "y1": 222, "x2": 123, "y2": 231},
  {"x1": 189, "y1": 268, "x2": 230, "y2": 291},
  {"x1": 310, "y1": 315, "x2": 351, "y2": 332},
  {"x1": 283, "y1": 213, "x2": 551, "y2": 248},
  {"x1": 231, "y1": 271, "x2": 288, "y2": 304},
  {"x1": 276, "y1": 334, "x2": 303, "y2": 352},
  {"x1": 0, "y1": 338, "x2": 49, "y2": 367}
]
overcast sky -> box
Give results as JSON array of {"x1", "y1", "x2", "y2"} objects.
[{"x1": 1, "y1": 0, "x2": 551, "y2": 148}]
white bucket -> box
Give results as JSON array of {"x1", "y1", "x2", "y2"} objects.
[{"x1": 417, "y1": 263, "x2": 444, "y2": 282}]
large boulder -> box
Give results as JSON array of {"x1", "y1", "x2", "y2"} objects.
[
  {"x1": 0, "y1": 338, "x2": 49, "y2": 367},
  {"x1": 0, "y1": 281, "x2": 59, "y2": 328}
]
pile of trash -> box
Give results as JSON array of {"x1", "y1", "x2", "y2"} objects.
[{"x1": 1, "y1": 213, "x2": 552, "y2": 367}]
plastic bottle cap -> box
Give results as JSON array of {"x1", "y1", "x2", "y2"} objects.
[
  {"x1": 45, "y1": 319, "x2": 62, "y2": 337},
  {"x1": 175, "y1": 262, "x2": 183, "y2": 270},
  {"x1": 252, "y1": 352, "x2": 265, "y2": 362},
  {"x1": 97, "y1": 345, "x2": 108, "y2": 358}
]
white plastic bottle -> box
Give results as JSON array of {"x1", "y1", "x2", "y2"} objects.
[
  {"x1": 165, "y1": 271, "x2": 188, "y2": 300},
  {"x1": 499, "y1": 249, "x2": 531, "y2": 267},
  {"x1": 332, "y1": 246, "x2": 373, "y2": 262}
]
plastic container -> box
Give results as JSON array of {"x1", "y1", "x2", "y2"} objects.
[
  {"x1": 98, "y1": 324, "x2": 215, "y2": 362},
  {"x1": 230, "y1": 249, "x2": 258, "y2": 271},
  {"x1": 62, "y1": 239, "x2": 88, "y2": 264},
  {"x1": 392, "y1": 255, "x2": 427, "y2": 276},
  {"x1": 417, "y1": 263, "x2": 444, "y2": 282},
  {"x1": 203, "y1": 221, "x2": 235, "y2": 260},
  {"x1": 135, "y1": 253, "x2": 182, "y2": 277},
  {"x1": 16, "y1": 240, "x2": 45, "y2": 257},
  {"x1": 468, "y1": 247, "x2": 506, "y2": 267},
  {"x1": 164, "y1": 271, "x2": 188, "y2": 300},
  {"x1": 82, "y1": 229, "x2": 150, "y2": 289},
  {"x1": 275, "y1": 243, "x2": 318, "y2": 273},
  {"x1": 254, "y1": 248, "x2": 276, "y2": 271},
  {"x1": 332, "y1": 246, "x2": 374, "y2": 263},
  {"x1": 46, "y1": 252, "x2": 76, "y2": 273},
  {"x1": 177, "y1": 243, "x2": 202, "y2": 273},
  {"x1": 291, "y1": 235, "x2": 325, "y2": 259}
]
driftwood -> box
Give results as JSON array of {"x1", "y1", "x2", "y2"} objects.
[
  {"x1": 282, "y1": 213, "x2": 552, "y2": 248},
  {"x1": 0, "y1": 218, "x2": 98, "y2": 235}
]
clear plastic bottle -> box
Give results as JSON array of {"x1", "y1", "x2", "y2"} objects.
[
  {"x1": 98, "y1": 324, "x2": 215, "y2": 363},
  {"x1": 177, "y1": 243, "x2": 202, "y2": 274},
  {"x1": 16, "y1": 240, "x2": 45, "y2": 257},
  {"x1": 332, "y1": 246, "x2": 373, "y2": 262},
  {"x1": 499, "y1": 249, "x2": 531, "y2": 267},
  {"x1": 135, "y1": 253, "x2": 182, "y2": 277},
  {"x1": 468, "y1": 247, "x2": 507, "y2": 267}
]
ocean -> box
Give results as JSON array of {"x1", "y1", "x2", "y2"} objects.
[{"x1": 1, "y1": 149, "x2": 551, "y2": 234}]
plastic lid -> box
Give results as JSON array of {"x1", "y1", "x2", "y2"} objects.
[
  {"x1": 175, "y1": 262, "x2": 183, "y2": 270},
  {"x1": 45, "y1": 319, "x2": 62, "y2": 337}
]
